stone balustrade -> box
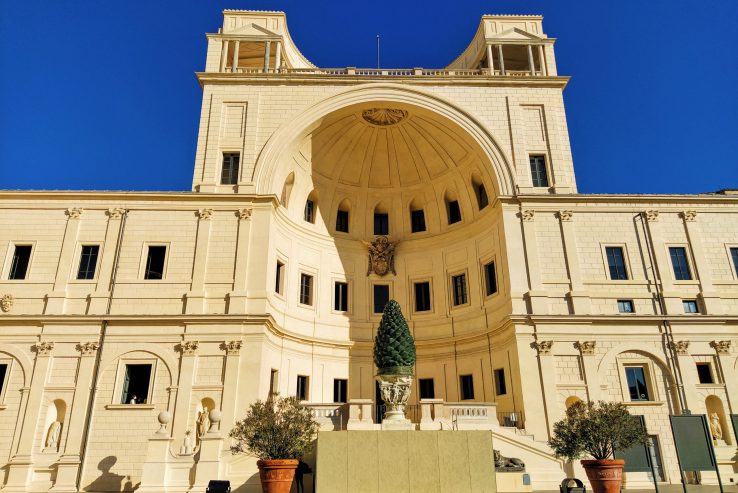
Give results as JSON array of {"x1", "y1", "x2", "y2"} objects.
[
  {"x1": 303, "y1": 403, "x2": 347, "y2": 431},
  {"x1": 224, "y1": 67, "x2": 547, "y2": 77}
]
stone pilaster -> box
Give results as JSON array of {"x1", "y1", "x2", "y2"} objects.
[
  {"x1": 89, "y1": 208, "x2": 127, "y2": 314},
  {"x1": 644, "y1": 210, "x2": 682, "y2": 315},
  {"x1": 520, "y1": 210, "x2": 548, "y2": 313},
  {"x1": 185, "y1": 209, "x2": 214, "y2": 314},
  {"x1": 218, "y1": 340, "x2": 242, "y2": 447},
  {"x1": 681, "y1": 211, "x2": 722, "y2": 314},
  {"x1": 45, "y1": 209, "x2": 83, "y2": 314},
  {"x1": 171, "y1": 341, "x2": 199, "y2": 445},
  {"x1": 227, "y1": 208, "x2": 253, "y2": 313},
  {"x1": 575, "y1": 341, "x2": 600, "y2": 401},
  {"x1": 558, "y1": 211, "x2": 590, "y2": 314}
]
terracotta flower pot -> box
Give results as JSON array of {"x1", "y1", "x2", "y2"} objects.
[
  {"x1": 257, "y1": 459, "x2": 299, "y2": 493},
  {"x1": 581, "y1": 459, "x2": 624, "y2": 493}
]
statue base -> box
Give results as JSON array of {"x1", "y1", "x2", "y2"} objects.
[
  {"x1": 376, "y1": 373, "x2": 413, "y2": 429},
  {"x1": 381, "y1": 419, "x2": 415, "y2": 431}
]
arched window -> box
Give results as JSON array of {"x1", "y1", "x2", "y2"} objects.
[
  {"x1": 336, "y1": 199, "x2": 350, "y2": 233},
  {"x1": 304, "y1": 191, "x2": 317, "y2": 223},
  {"x1": 445, "y1": 190, "x2": 462, "y2": 225},
  {"x1": 471, "y1": 174, "x2": 489, "y2": 210},
  {"x1": 280, "y1": 172, "x2": 295, "y2": 207},
  {"x1": 409, "y1": 199, "x2": 426, "y2": 233},
  {"x1": 374, "y1": 204, "x2": 389, "y2": 235}
]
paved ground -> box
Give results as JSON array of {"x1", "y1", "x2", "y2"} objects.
[{"x1": 539, "y1": 486, "x2": 738, "y2": 493}]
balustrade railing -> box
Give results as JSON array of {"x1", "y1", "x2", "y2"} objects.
[
  {"x1": 497, "y1": 410, "x2": 525, "y2": 429},
  {"x1": 220, "y1": 67, "x2": 547, "y2": 77}
]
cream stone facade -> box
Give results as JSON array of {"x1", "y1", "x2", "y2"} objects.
[{"x1": 0, "y1": 10, "x2": 737, "y2": 493}]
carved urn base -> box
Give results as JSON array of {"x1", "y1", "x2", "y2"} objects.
[{"x1": 376, "y1": 374, "x2": 414, "y2": 429}]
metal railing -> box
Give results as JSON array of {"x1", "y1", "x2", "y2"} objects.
[
  {"x1": 497, "y1": 410, "x2": 525, "y2": 429},
  {"x1": 375, "y1": 404, "x2": 421, "y2": 424}
]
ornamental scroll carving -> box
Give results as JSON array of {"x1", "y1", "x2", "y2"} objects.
[
  {"x1": 65, "y1": 208, "x2": 83, "y2": 219},
  {"x1": 361, "y1": 108, "x2": 408, "y2": 126},
  {"x1": 106, "y1": 208, "x2": 126, "y2": 219},
  {"x1": 670, "y1": 340, "x2": 690, "y2": 355},
  {"x1": 197, "y1": 209, "x2": 213, "y2": 220},
  {"x1": 521, "y1": 210, "x2": 535, "y2": 222},
  {"x1": 681, "y1": 210, "x2": 697, "y2": 222},
  {"x1": 1, "y1": 294, "x2": 13, "y2": 313},
  {"x1": 710, "y1": 340, "x2": 731, "y2": 354},
  {"x1": 33, "y1": 341, "x2": 55, "y2": 356},
  {"x1": 575, "y1": 341, "x2": 596, "y2": 355},
  {"x1": 76, "y1": 342, "x2": 100, "y2": 356},
  {"x1": 362, "y1": 236, "x2": 396, "y2": 276},
  {"x1": 179, "y1": 341, "x2": 199, "y2": 356},
  {"x1": 237, "y1": 208, "x2": 252, "y2": 220},
  {"x1": 534, "y1": 340, "x2": 553, "y2": 355},
  {"x1": 645, "y1": 210, "x2": 659, "y2": 222},
  {"x1": 558, "y1": 210, "x2": 574, "y2": 222},
  {"x1": 222, "y1": 340, "x2": 242, "y2": 355}
]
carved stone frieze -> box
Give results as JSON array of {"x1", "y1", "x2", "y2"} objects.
[
  {"x1": 1, "y1": 294, "x2": 13, "y2": 313},
  {"x1": 710, "y1": 340, "x2": 731, "y2": 355},
  {"x1": 362, "y1": 236, "x2": 396, "y2": 276},
  {"x1": 534, "y1": 340, "x2": 553, "y2": 355},
  {"x1": 670, "y1": 340, "x2": 690, "y2": 356},
  {"x1": 575, "y1": 341, "x2": 596, "y2": 355},
  {"x1": 361, "y1": 108, "x2": 408, "y2": 126},
  {"x1": 76, "y1": 342, "x2": 100, "y2": 356},
  {"x1": 33, "y1": 341, "x2": 55, "y2": 356}
]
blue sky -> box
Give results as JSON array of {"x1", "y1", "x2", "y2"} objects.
[{"x1": 1, "y1": 0, "x2": 737, "y2": 194}]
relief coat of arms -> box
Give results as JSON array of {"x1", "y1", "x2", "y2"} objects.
[{"x1": 362, "y1": 236, "x2": 396, "y2": 276}]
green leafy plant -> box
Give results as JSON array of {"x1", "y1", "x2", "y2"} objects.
[
  {"x1": 373, "y1": 300, "x2": 416, "y2": 374},
  {"x1": 229, "y1": 395, "x2": 319, "y2": 460},
  {"x1": 548, "y1": 401, "x2": 649, "y2": 461}
]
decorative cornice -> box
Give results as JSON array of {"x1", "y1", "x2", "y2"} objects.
[
  {"x1": 197, "y1": 209, "x2": 213, "y2": 220},
  {"x1": 106, "y1": 208, "x2": 127, "y2": 219},
  {"x1": 76, "y1": 341, "x2": 100, "y2": 356},
  {"x1": 178, "y1": 340, "x2": 200, "y2": 355},
  {"x1": 237, "y1": 208, "x2": 252, "y2": 220},
  {"x1": 65, "y1": 208, "x2": 83, "y2": 219},
  {"x1": 645, "y1": 210, "x2": 659, "y2": 222},
  {"x1": 681, "y1": 210, "x2": 697, "y2": 222},
  {"x1": 575, "y1": 341, "x2": 596, "y2": 355},
  {"x1": 534, "y1": 340, "x2": 553, "y2": 355},
  {"x1": 1, "y1": 294, "x2": 13, "y2": 313},
  {"x1": 670, "y1": 340, "x2": 690, "y2": 356},
  {"x1": 33, "y1": 341, "x2": 55, "y2": 356},
  {"x1": 222, "y1": 340, "x2": 243, "y2": 355},
  {"x1": 710, "y1": 340, "x2": 731, "y2": 355},
  {"x1": 557, "y1": 210, "x2": 573, "y2": 222},
  {"x1": 521, "y1": 210, "x2": 535, "y2": 222}
]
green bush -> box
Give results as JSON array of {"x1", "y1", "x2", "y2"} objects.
[
  {"x1": 548, "y1": 401, "x2": 649, "y2": 461},
  {"x1": 373, "y1": 300, "x2": 416, "y2": 374},
  {"x1": 229, "y1": 395, "x2": 319, "y2": 460}
]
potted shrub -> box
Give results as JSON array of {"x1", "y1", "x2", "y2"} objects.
[
  {"x1": 548, "y1": 401, "x2": 648, "y2": 493},
  {"x1": 230, "y1": 395, "x2": 319, "y2": 493}
]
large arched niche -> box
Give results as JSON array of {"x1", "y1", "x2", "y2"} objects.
[{"x1": 254, "y1": 84, "x2": 516, "y2": 200}]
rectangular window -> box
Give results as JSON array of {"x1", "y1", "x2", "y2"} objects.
[
  {"x1": 529, "y1": 155, "x2": 549, "y2": 187},
  {"x1": 304, "y1": 199, "x2": 315, "y2": 223},
  {"x1": 77, "y1": 245, "x2": 100, "y2": 280},
  {"x1": 144, "y1": 245, "x2": 167, "y2": 280},
  {"x1": 333, "y1": 379, "x2": 348, "y2": 403},
  {"x1": 669, "y1": 247, "x2": 692, "y2": 280},
  {"x1": 605, "y1": 246, "x2": 628, "y2": 280},
  {"x1": 334, "y1": 281, "x2": 348, "y2": 312},
  {"x1": 447, "y1": 200, "x2": 462, "y2": 224},
  {"x1": 451, "y1": 273, "x2": 468, "y2": 306},
  {"x1": 296, "y1": 375, "x2": 309, "y2": 401},
  {"x1": 617, "y1": 300, "x2": 635, "y2": 313},
  {"x1": 336, "y1": 209, "x2": 349, "y2": 233},
  {"x1": 269, "y1": 369, "x2": 279, "y2": 395},
  {"x1": 120, "y1": 364, "x2": 152, "y2": 404},
  {"x1": 221, "y1": 152, "x2": 240, "y2": 185},
  {"x1": 374, "y1": 213, "x2": 389, "y2": 235},
  {"x1": 299, "y1": 274, "x2": 313, "y2": 306},
  {"x1": 8, "y1": 245, "x2": 32, "y2": 280},
  {"x1": 419, "y1": 378, "x2": 435, "y2": 399},
  {"x1": 460, "y1": 374, "x2": 474, "y2": 400},
  {"x1": 373, "y1": 284, "x2": 389, "y2": 314},
  {"x1": 414, "y1": 281, "x2": 431, "y2": 312},
  {"x1": 275, "y1": 261, "x2": 285, "y2": 294},
  {"x1": 683, "y1": 299, "x2": 699, "y2": 314},
  {"x1": 494, "y1": 368, "x2": 507, "y2": 396},
  {"x1": 477, "y1": 184, "x2": 489, "y2": 209},
  {"x1": 731, "y1": 247, "x2": 738, "y2": 278},
  {"x1": 410, "y1": 209, "x2": 426, "y2": 233},
  {"x1": 484, "y1": 261, "x2": 497, "y2": 296},
  {"x1": 696, "y1": 363, "x2": 714, "y2": 384},
  {"x1": 625, "y1": 366, "x2": 650, "y2": 401},
  {"x1": 0, "y1": 363, "x2": 7, "y2": 397}
]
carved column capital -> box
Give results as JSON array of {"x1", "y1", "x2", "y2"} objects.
[
  {"x1": 178, "y1": 340, "x2": 199, "y2": 356},
  {"x1": 197, "y1": 209, "x2": 213, "y2": 220},
  {"x1": 575, "y1": 341, "x2": 596, "y2": 355},
  {"x1": 681, "y1": 210, "x2": 697, "y2": 222},
  {"x1": 106, "y1": 208, "x2": 127, "y2": 219},
  {"x1": 521, "y1": 210, "x2": 535, "y2": 222},
  {"x1": 533, "y1": 340, "x2": 553, "y2": 355},
  {"x1": 645, "y1": 210, "x2": 659, "y2": 222},
  {"x1": 33, "y1": 341, "x2": 55, "y2": 356},
  {"x1": 557, "y1": 210, "x2": 574, "y2": 222},
  {"x1": 76, "y1": 342, "x2": 100, "y2": 356},
  {"x1": 670, "y1": 340, "x2": 690, "y2": 356},
  {"x1": 65, "y1": 208, "x2": 83, "y2": 219},
  {"x1": 710, "y1": 340, "x2": 731, "y2": 355},
  {"x1": 237, "y1": 208, "x2": 252, "y2": 220},
  {"x1": 222, "y1": 340, "x2": 242, "y2": 355}
]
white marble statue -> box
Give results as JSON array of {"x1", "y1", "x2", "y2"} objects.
[
  {"x1": 45, "y1": 421, "x2": 61, "y2": 451},
  {"x1": 710, "y1": 413, "x2": 723, "y2": 441},
  {"x1": 196, "y1": 407, "x2": 210, "y2": 441}
]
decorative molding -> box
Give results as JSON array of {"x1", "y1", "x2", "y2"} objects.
[
  {"x1": 557, "y1": 210, "x2": 574, "y2": 222},
  {"x1": 361, "y1": 108, "x2": 408, "y2": 126},
  {"x1": 76, "y1": 342, "x2": 100, "y2": 356},
  {"x1": 106, "y1": 208, "x2": 127, "y2": 219},
  {"x1": 534, "y1": 340, "x2": 553, "y2": 355},
  {"x1": 710, "y1": 340, "x2": 731, "y2": 355},
  {"x1": 681, "y1": 210, "x2": 697, "y2": 222},
  {"x1": 65, "y1": 208, "x2": 83, "y2": 219},
  {"x1": 1, "y1": 294, "x2": 13, "y2": 313},
  {"x1": 575, "y1": 341, "x2": 596, "y2": 355},
  {"x1": 222, "y1": 340, "x2": 242, "y2": 355},
  {"x1": 178, "y1": 340, "x2": 200, "y2": 356},
  {"x1": 197, "y1": 209, "x2": 213, "y2": 220},
  {"x1": 362, "y1": 236, "x2": 396, "y2": 276},
  {"x1": 521, "y1": 210, "x2": 535, "y2": 222},
  {"x1": 237, "y1": 208, "x2": 252, "y2": 220},
  {"x1": 670, "y1": 340, "x2": 690, "y2": 356},
  {"x1": 645, "y1": 210, "x2": 659, "y2": 222},
  {"x1": 32, "y1": 341, "x2": 55, "y2": 356}
]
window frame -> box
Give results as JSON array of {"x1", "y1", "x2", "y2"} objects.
[
  {"x1": 335, "y1": 209, "x2": 350, "y2": 233},
  {"x1": 726, "y1": 245, "x2": 738, "y2": 280},
  {"x1": 220, "y1": 151, "x2": 240, "y2": 185},
  {"x1": 0, "y1": 359, "x2": 12, "y2": 405},
  {"x1": 5, "y1": 242, "x2": 35, "y2": 281},
  {"x1": 695, "y1": 362, "x2": 714, "y2": 384},
  {"x1": 372, "y1": 283, "x2": 391, "y2": 315},
  {"x1": 74, "y1": 243, "x2": 102, "y2": 281},
  {"x1": 482, "y1": 259, "x2": 498, "y2": 298},
  {"x1": 459, "y1": 374, "x2": 475, "y2": 401},
  {"x1": 603, "y1": 245, "x2": 630, "y2": 281},
  {"x1": 298, "y1": 272, "x2": 315, "y2": 307},
  {"x1": 419, "y1": 378, "x2": 435, "y2": 400},
  {"x1": 333, "y1": 378, "x2": 348, "y2": 404},
  {"x1": 113, "y1": 358, "x2": 157, "y2": 406},
  {"x1": 618, "y1": 360, "x2": 658, "y2": 403},
  {"x1": 493, "y1": 368, "x2": 507, "y2": 396},
  {"x1": 682, "y1": 299, "x2": 700, "y2": 314},
  {"x1": 447, "y1": 199, "x2": 462, "y2": 225},
  {"x1": 373, "y1": 212, "x2": 389, "y2": 236},
  {"x1": 140, "y1": 243, "x2": 170, "y2": 281},
  {"x1": 449, "y1": 270, "x2": 470, "y2": 308},
  {"x1": 296, "y1": 375, "x2": 309, "y2": 401},
  {"x1": 476, "y1": 183, "x2": 489, "y2": 210},
  {"x1": 529, "y1": 154, "x2": 550, "y2": 188},
  {"x1": 274, "y1": 258, "x2": 286, "y2": 297},
  {"x1": 617, "y1": 299, "x2": 635, "y2": 314},
  {"x1": 413, "y1": 280, "x2": 432, "y2": 313},
  {"x1": 333, "y1": 279, "x2": 350, "y2": 313},
  {"x1": 410, "y1": 208, "x2": 426, "y2": 233},
  {"x1": 269, "y1": 369, "x2": 279, "y2": 396},
  {"x1": 304, "y1": 199, "x2": 316, "y2": 224},
  {"x1": 667, "y1": 245, "x2": 694, "y2": 282}
]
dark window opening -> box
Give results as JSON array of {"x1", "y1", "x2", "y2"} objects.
[
  {"x1": 299, "y1": 274, "x2": 313, "y2": 305},
  {"x1": 476, "y1": 184, "x2": 489, "y2": 209},
  {"x1": 606, "y1": 246, "x2": 628, "y2": 280},
  {"x1": 336, "y1": 209, "x2": 349, "y2": 233},
  {"x1": 77, "y1": 245, "x2": 100, "y2": 280},
  {"x1": 120, "y1": 364, "x2": 152, "y2": 404},
  {"x1": 374, "y1": 213, "x2": 389, "y2": 235},
  {"x1": 269, "y1": 369, "x2": 279, "y2": 395},
  {"x1": 529, "y1": 155, "x2": 549, "y2": 187},
  {"x1": 625, "y1": 366, "x2": 650, "y2": 401},
  {"x1": 452, "y1": 274, "x2": 468, "y2": 306},
  {"x1": 373, "y1": 284, "x2": 390, "y2": 314},
  {"x1": 670, "y1": 247, "x2": 692, "y2": 280},
  {"x1": 731, "y1": 247, "x2": 738, "y2": 278},
  {"x1": 334, "y1": 282, "x2": 348, "y2": 311},
  {"x1": 410, "y1": 209, "x2": 426, "y2": 233},
  {"x1": 144, "y1": 246, "x2": 166, "y2": 280},
  {"x1": 419, "y1": 378, "x2": 435, "y2": 399},
  {"x1": 447, "y1": 200, "x2": 462, "y2": 224},
  {"x1": 414, "y1": 282, "x2": 431, "y2": 312},
  {"x1": 460, "y1": 374, "x2": 474, "y2": 400},
  {"x1": 275, "y1": 261, "x2": 284, "y2": 294},
  {"x1": 696, "y1": 363, "x2": 714, "y2": 384},
  {"x1": 683, "y1": 299, "x2": 699, "y2": 314},
  {"x1": 296, "y1": 375, "x2": 309, "y2": 400},
  {"x1": 0, "y1": 364, "x2": 7, "y2": 396},
  {"x1": 494, "y1": 368, "x2": 507, "y2": 396},
  {"x1": 618, "y1": 300, "x2": 635, "y2": 313},
  {"x1": 9, "y1": 245, "x2": 32, "y2": 280},
  {"x1": 221, "y1": 153, "x2": 240, "y2": 185},
  {"x1": 333, "y1": 379, "x2": 348, "y2": 403},
  {"x1": 484, "y1": 261, "x2": 497, "y2": 296},
  {"x1": 304, "y1": 199, "x2": 315, "y2": 223}
]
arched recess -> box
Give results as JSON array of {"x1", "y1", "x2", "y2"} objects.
[
  {"x1": 0, "y1": 347, "x2": 33, "y2": 387},
  {"x1": 705, "y1": 395, "x2": 731, "y2": 445},
  {"x1": 280, "y1": 171, "x2": 295, "y2": 207},
  {"x1": 253, "y1": 83, "x2": 516, "y2": 198},
  {"x1": 42, "y1": 398, "x2": 67, "y2": 452},
  {"x1": 471, "y1": 172, "x2": 490, "y2": 210},
  {"x1": 335, "y1": 198, "x2": 351, "y2": 233},
  {"x1": 99, "y1": 347, "x2": 176, "y2": 389}
]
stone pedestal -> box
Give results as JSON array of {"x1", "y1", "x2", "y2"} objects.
[{"x1": 376, "y1": 374, "x2": 414, "y2": 430}]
